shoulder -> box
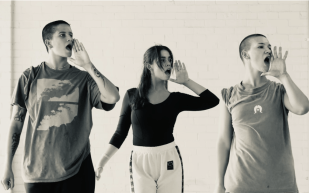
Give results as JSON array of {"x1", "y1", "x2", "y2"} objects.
[
  {"x1": 20, "y1": 63, "x2": 43, "y2": 80},
  {"x1": 268, "y1": 80, "x2": 285, "y2": 93},
  {"x1": 221, "y1": 85, "x2": 237, "y2": 101},
  {"x1": 127, "y1": 88, "x2": 137, "y2": 96},
  {"x1": 125, "y1": 88, "x2": 137, "y2": 101}
]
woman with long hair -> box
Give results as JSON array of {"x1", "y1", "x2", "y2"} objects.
[{"x1": 95, "y1": 45, "x2": 219, "y2": 193}]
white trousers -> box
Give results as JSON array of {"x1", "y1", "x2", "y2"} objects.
[{"x1": 129, "y1": 141, "x2": 184, "y2": 193}]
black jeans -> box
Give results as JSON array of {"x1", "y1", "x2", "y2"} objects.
[{"x1": 24, "y1": 153, "x2": 95, "y2": 193}]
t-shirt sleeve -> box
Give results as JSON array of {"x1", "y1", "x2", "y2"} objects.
[
  {"x1": 109, "y1": 90, "x2": 132, "y2": 148},
  {"x1": 11, "y1": 73, "x2": 28, "y2": 109},
  {"x1": 87, "y1": 74, "x2": 118, "y2": 111},
  {"x1": 177, "y1": 89, "x2": 219, "y2": 112},
  {"x1": 221, "y1": 87, "x2": 234, "y2": 111},
  {"x1": 279, "y1": 83, "x2": 289, "y2": 114}
]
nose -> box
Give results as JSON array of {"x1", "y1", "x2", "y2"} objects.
[
  {"x1": 265, "y1": 47, "x2": 271, "y2": 54},
  {"x1": 164, "y1": 62, "x2": 171, "y2": 68}
]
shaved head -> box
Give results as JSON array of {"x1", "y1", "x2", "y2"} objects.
[{"x1": 239, "y1": 34, "x2": 266, "y2": 62}]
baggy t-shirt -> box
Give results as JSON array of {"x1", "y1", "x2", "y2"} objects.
[
  {"x1": 11, "y1": 63, "x2": 117, "y2": 183},
  {"x1": 221, "y1": 80, "x2": 298, "y2": 193}
]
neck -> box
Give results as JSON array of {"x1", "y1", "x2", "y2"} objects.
[
  {"x1": 149, "y1": 76, "x2": 167, "y2": 93},
  {"x1": 46, "y1": 52, "x2": 70, "y2": 70},
  {"x1": 242, "y1": 62, "x2": 268, "y2": 88}
]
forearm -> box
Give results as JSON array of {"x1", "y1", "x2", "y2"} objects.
[
  {"x1": 215, "y1": 140, "x2": 231, "y2": 186},
  {"x1": 4, "y1": 123, "x2": 23, "y2": 168},
  {"x1": 183, "y1": 79, "x2": 207, "y2": 95},
  {"x1": 279, "y1": 73, "x2": 309, "y2": 113},
  {"x1": 97, "y1": 144, "x2": 119, "y2": 167},
  {"x1": 4, "y1": 106, "x2": 26, "y2": 168},
  {"x1": 85, "y1": 63, "x2": 120, "y2": 104}
]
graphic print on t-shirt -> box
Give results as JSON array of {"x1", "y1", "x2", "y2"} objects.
[
  {"x1": 36, "y1": 79, "x2": 79, "y2": 131},
  {"x1": 254, "y1": 105, "x2": 262, "y2": 114}
]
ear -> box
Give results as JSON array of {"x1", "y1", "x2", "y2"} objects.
[
  {"x1": 146, "y1": 63, "x2": 152, "y2": 71},
  {"x1": 242, "y1": 50, "x2": 250, "y2": 60},
  {"x1": 45, "y1": 39, "x2": 52, "y2": 49}
]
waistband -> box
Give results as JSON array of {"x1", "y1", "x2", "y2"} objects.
[{"x1": 133, "y1": 141, "x2": 176, "y2": 153}]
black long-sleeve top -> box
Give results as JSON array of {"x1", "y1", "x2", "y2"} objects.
[{"x1": 109, "y1": 88, "x2": 219, "y2": 148}]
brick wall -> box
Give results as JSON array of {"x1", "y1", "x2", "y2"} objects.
[
  {"x1": 0, "y1": 1, "x2": 308, "y2": 193},
  {"x1": 0, "y1": 1, "x2": 12, "y2": 192}
]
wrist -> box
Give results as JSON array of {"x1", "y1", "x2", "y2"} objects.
[
  {"x1": 278, "y1": 72, "x2": 289, "y2": 82},
  {"x1": 97, "y1": 154, "x2": 110, "y2": 168},
  {"x1": 4, "y1": 161, "x2": 12, "y2": 170},
  {"x1": 183, "y1": 78, "x2": 191, "y2": 86},
  {"x1": 83, "y1": 62, "x2": 93, "y2": 71}
]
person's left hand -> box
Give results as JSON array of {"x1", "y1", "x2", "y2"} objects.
[
  {"x1": 68, "y1": 39, "x2": 92, "y2": 69},
  {"x1": 169, "y1": 60, "x2": 190, "y2": 85},
  {"x1": 261, "y1": 46, "x2": 288, "y2": 79}
]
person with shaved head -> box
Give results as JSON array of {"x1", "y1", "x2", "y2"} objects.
[{"x1": 214, "y1": 34, "x2": 309, "y2": 193}]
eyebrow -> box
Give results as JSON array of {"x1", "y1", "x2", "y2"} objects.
[
  {"x1": 258, "y1": 43, "x2": 271, "y2": 46},
  {"x1": 59, "y1": 31, "x2": 73, "y2": 35}
]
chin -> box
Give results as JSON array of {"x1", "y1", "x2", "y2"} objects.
[{"x1": 64, "y1": 52, "x2": 72, "y2": 58}]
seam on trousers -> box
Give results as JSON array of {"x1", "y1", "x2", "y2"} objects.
[
  {"x1": 175, "y1": 146, "x2": 184, "y2": 193},
  {"x1": 130, "y1": 151, "x2": 135, "y2": 193}
]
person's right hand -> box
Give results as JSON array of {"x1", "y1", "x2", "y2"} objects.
[
  {"x1": 213, "y1": 185, "x2": 225, "y2": 193},
  {"x1": 1, "y1": 167, "x2": 14, "y2": 190},
  {"x1": 95, "y1": 167, "x2": 103, "y2": 181}
]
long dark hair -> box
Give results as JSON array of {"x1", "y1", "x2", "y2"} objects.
[{"x1": 132, "y1": 45, "x2": 174, "y2": 109}]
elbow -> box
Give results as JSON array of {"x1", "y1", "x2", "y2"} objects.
[
  {"x1": 294, "y1": 105, "x2": 309, "y2": 115},
  {"x1": 298, "y1": 105, "x2": 309, "y2": 115},
  {"x1": 108, "y1": 93, "x2": 120, "y2": 104},
  {"x1": 215, "y1": 98, "x2": 220, "y2": 107},
  {"x1": 100, "y1": 93, "x2": 120, "y2": 105},
  {"x1": 112, "y1": 93, "x2": 120, "y2": 103},
  {"x1": 211, "y1": 97, "x2": 220, "y2": 108}
]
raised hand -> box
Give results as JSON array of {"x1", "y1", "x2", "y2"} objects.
[
  {"x1": 169, "y1": 60, "x2": 190, "y2": 85},
  {"x1": 68, "y1": 39, "x2": 92, "y2": 69},
  {"x1": 261, "y1": 46, "x2": 288, "y2": 78}
]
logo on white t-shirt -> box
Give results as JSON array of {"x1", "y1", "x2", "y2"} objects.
[{"x1": 254, "y1": 105, "x2": 263, "y2": 114}]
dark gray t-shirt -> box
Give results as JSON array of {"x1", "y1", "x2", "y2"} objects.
[
  {"x1": 11, "y1": 63, "x2": 116, "y2": 183},
  {"x1": 222, "y1": 80, "x2": 298, "y2": 193}
]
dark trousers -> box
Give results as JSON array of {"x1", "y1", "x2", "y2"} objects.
[{"x1": 24, "y1": 153, "x2": 95, "y2": 193}]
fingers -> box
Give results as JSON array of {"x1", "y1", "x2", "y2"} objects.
[
  {"x1": 168, "y1": 78, "x2": 176, "y2": 82},
  {"x1": 182, "y1": 62, "x2": 186, "y2": 70},
  {"x1": 74, "y1": 39, "x2": 82, "y2": 52},
  {"x1": 177, "y1": 60, "x2": 183, "y2": 70},
  {"x1": 173, "y1": 60, "x2": 179, "y2": 71},
  {"x1": 73, "y1": 43, "x2": 78, "y2": 53},
  {"x1": 95, "y1": 167, "x2": 103, "y2": 181},
  {"x1": 174, "y1": 60, "x2": 185, "y2": 71},
  {"x1": 1, "y1": 179, "x2": 10, "y2": 190},
  {"x1": 80, "y1": 42, "x2": 85, "y2": 52},
  {"x1": 260, "y1": 72, "x2": 270, "y2": 77},
  {"x1": 273, "y1": 46, "x2": 278, "y2": 58},
  {"x1": 283, "y1": 51, "x2": 288, "y2": 60},
  {"x1": 278, "y1": 47, "x2": 282, "y2": 58},
  {"x1": 10, "y1": 178, "x2": 14, "y2": 189}
]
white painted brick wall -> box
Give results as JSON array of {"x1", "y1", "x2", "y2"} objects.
[{"x1": 0, "y1": 1, "x2": 308, "y2": 193}]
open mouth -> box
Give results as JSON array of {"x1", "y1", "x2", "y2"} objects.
[
  {"x1": 165, "y1": 69, "x2": 171, "y2": 75},
  {"x1": 66, "y1": 44, "x2": 73, "y2": 51},
  {"x1": 264, "y1": 56, "x2": 270, "y2": 66}
]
